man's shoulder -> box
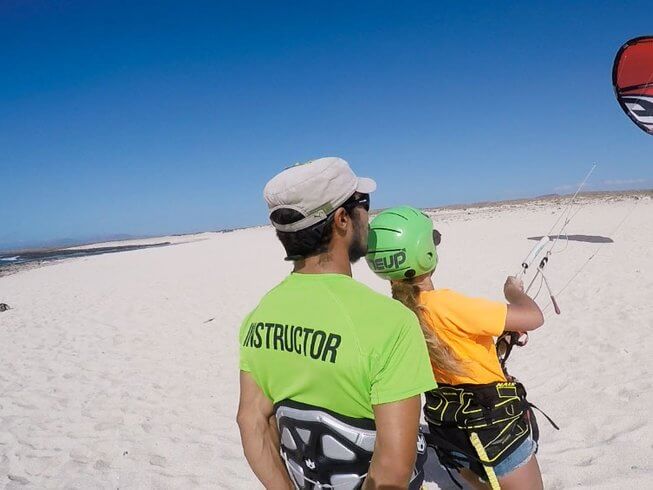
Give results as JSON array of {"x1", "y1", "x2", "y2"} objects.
[
  {"x1": 331, "y1": 280, "x2": 417, "y2": 336},
  {"x1": 239, "y1": 277, "x2": 290, "y2": 320},
  {"x1": 340, "y1": 279, "x2": 410, "y2": 314},
  {"x1": 261, "y1": 274, "x2": 402, "y2": 305},
  {"x1": 252, "y1": 274, "x2": 414, "y2": 325}
]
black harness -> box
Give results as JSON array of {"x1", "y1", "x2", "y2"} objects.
[
  {"x1": 424, "y1": 382, "x2": 542, "y2": 481},
  {"x1": 423, "y1": 333, "x2": 560, "y2": 487}
]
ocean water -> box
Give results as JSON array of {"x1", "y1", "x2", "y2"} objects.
[{"x1": 0, "y1": 242, "x2": 171, "y2": 268}]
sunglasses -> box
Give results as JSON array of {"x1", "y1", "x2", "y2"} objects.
[
  {"x1": 342, "y1": 193, "x2": 370, "y2": 213},
  {"x1": 433, "y1": 229, "x2": 442, "y2": 246}
]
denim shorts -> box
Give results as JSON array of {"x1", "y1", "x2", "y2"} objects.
[{"x1": 453, "y1": 434, "x2": 537, "y2": 479}]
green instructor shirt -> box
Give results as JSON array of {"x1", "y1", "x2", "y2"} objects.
[{"x1": 239, "y1": 273, "x2": 436, "y2": 419}]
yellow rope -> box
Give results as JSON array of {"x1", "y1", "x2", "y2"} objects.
[{"x1": 469, "y1": 431, "x2": 501, "y2": 490}]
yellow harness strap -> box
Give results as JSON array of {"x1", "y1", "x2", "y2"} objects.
[{"x1": 469, "y1": 432, "x2": 501, "y2": 490}]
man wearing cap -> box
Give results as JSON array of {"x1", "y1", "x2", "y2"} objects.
[{"x1": 236, "y1": 157, "x2": 436, "y2": 489}]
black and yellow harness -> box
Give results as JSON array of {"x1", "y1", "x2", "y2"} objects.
[{"x1": 423, "y1": 335, "x2": 559, "y2": 488}]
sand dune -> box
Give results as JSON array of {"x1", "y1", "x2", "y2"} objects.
[{"x1": 0, "y1": 194, "x2": 651, "y2": 489}]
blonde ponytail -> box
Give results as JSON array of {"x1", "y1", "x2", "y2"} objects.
[{"x1": 391, "y1": 281, "x2": 463, "y2": 376}]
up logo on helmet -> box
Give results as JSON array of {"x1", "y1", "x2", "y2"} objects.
[{"x1": 369, "y1": 250, "x2": 407, "y2": 271}]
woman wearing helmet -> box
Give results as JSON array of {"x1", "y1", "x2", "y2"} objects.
[{"x1": 366, "y1": 206, "x2": 546, "y2": 490}]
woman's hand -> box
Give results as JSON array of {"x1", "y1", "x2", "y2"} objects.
[
  {"x1": 504, "y1": 276, "x2": 524, "y2": 302},
  {"x1": 504, "y1": 276, "x2": 545, "y2": 332}
]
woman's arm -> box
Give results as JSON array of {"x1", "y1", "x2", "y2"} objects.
[{"x1": 504, "y1": 276, "x2": 544, "y2": 332}]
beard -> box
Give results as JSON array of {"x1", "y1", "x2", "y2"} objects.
[{"x1": 348, "y1": 212, "x2": 369, "y2": 263}]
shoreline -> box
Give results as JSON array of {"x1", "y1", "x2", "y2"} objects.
[
  {"x1": 2, "y1": 190, "x2": 649, "y2": 280},
  {"x1": 0, "y1": 242, "x2": 172, "y2": 278}
]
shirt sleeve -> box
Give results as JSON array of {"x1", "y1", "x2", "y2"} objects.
[
  {"x1": 442, "y1": 290, "x2": 507, "y2": 337},
  {"x1": 370, "y1": 310, "x2": 437, "y2": 405}
]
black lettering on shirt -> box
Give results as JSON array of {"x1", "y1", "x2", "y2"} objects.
[
  {"x1": 322, "y1": 333, "x2": 342, "y2": 363},
  {"x1": 303, "y1": 328, "x2": 314, "y2": 356},
  {"x1": 243, "y1": 323, "x2": 255, "y2": 347},
  {"x1": 310, "y1": 330, "x2": 326, "y2": 359},
  {"x1": 284, "y1": 325, "x2": 295, "y2": 352},
  {"x1": 294, "y1": 326, "x2": 302, "y2": 354},
  {"x1": 254, "y1": 323, "x2": 263, "y2": 348},
  {"x1": 243, "y1": 322, "x2": 342, "y2": 364},
  {"x1": 273, "y1": 324, "x2": 284, "y2": 351},
  {"x1": 264, "y1": 322, "x2": 275, "y2": 349}
]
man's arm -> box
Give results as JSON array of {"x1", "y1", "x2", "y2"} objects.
[
  {"x1": 362, "y1": 395, "x2": 421, "y2": 490},
  {"x1": 236, "y1": 371, "x2": 293, "y2": 489}
]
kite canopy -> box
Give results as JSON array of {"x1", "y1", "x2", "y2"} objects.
[{"x1": 612, "y1": 36, "x2": 653, "y2": 135}]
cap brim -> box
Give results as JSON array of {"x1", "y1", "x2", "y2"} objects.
[{"x1": 356, "y1": 177, "x2": 377, "y2": 194}]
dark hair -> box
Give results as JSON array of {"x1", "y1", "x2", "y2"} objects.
[
  {"x1": 271, "y1": 208, "x2": 336, "y2": 260},
  {"x1": 271, "y1": 193, "x2": 369, "y2": 261}
]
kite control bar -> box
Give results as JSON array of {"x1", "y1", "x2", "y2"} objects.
[
  {"x1": 516, "y1": 236, "x2": 561, "y2": 315},
  {"x1": 517, "y1": 236, "x2": 550, "y2": 277}
]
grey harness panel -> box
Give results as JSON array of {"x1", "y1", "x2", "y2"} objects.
[{"x1": 275, "y1": 400, "x2": 426, "y2": 489}]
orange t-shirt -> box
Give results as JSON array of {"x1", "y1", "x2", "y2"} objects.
[{"x1": 418, "y1": 289, "x2": 507, "y2": 385}]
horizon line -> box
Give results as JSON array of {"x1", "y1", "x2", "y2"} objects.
[{"x1": 2, "y1": 188, "x2": 651, "y2": 254}]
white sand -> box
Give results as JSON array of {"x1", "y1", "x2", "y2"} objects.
[{"x1": 0, "y1": 195, "x2": 651, "y2": 489}]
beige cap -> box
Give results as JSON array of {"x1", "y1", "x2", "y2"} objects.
[{"x1": 264, "y1": 157, "x2": 376, "y2": 232}]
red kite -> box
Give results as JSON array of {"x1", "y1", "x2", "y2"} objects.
[{"x1": 613, "y1": 36, "x2": 653, "y2": 135}]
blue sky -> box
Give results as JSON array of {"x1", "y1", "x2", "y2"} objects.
[{"x1": 1, "y1": 1, "x2": 651, "y2": 249}]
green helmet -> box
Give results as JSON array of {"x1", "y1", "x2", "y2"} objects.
[{"x1": 366, "y1": 206, "x2": 438, "y2": 280}]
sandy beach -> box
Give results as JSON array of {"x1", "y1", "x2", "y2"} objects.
[{"x1": 0, "y1": 193, "x2": 651, "y2": 489}]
